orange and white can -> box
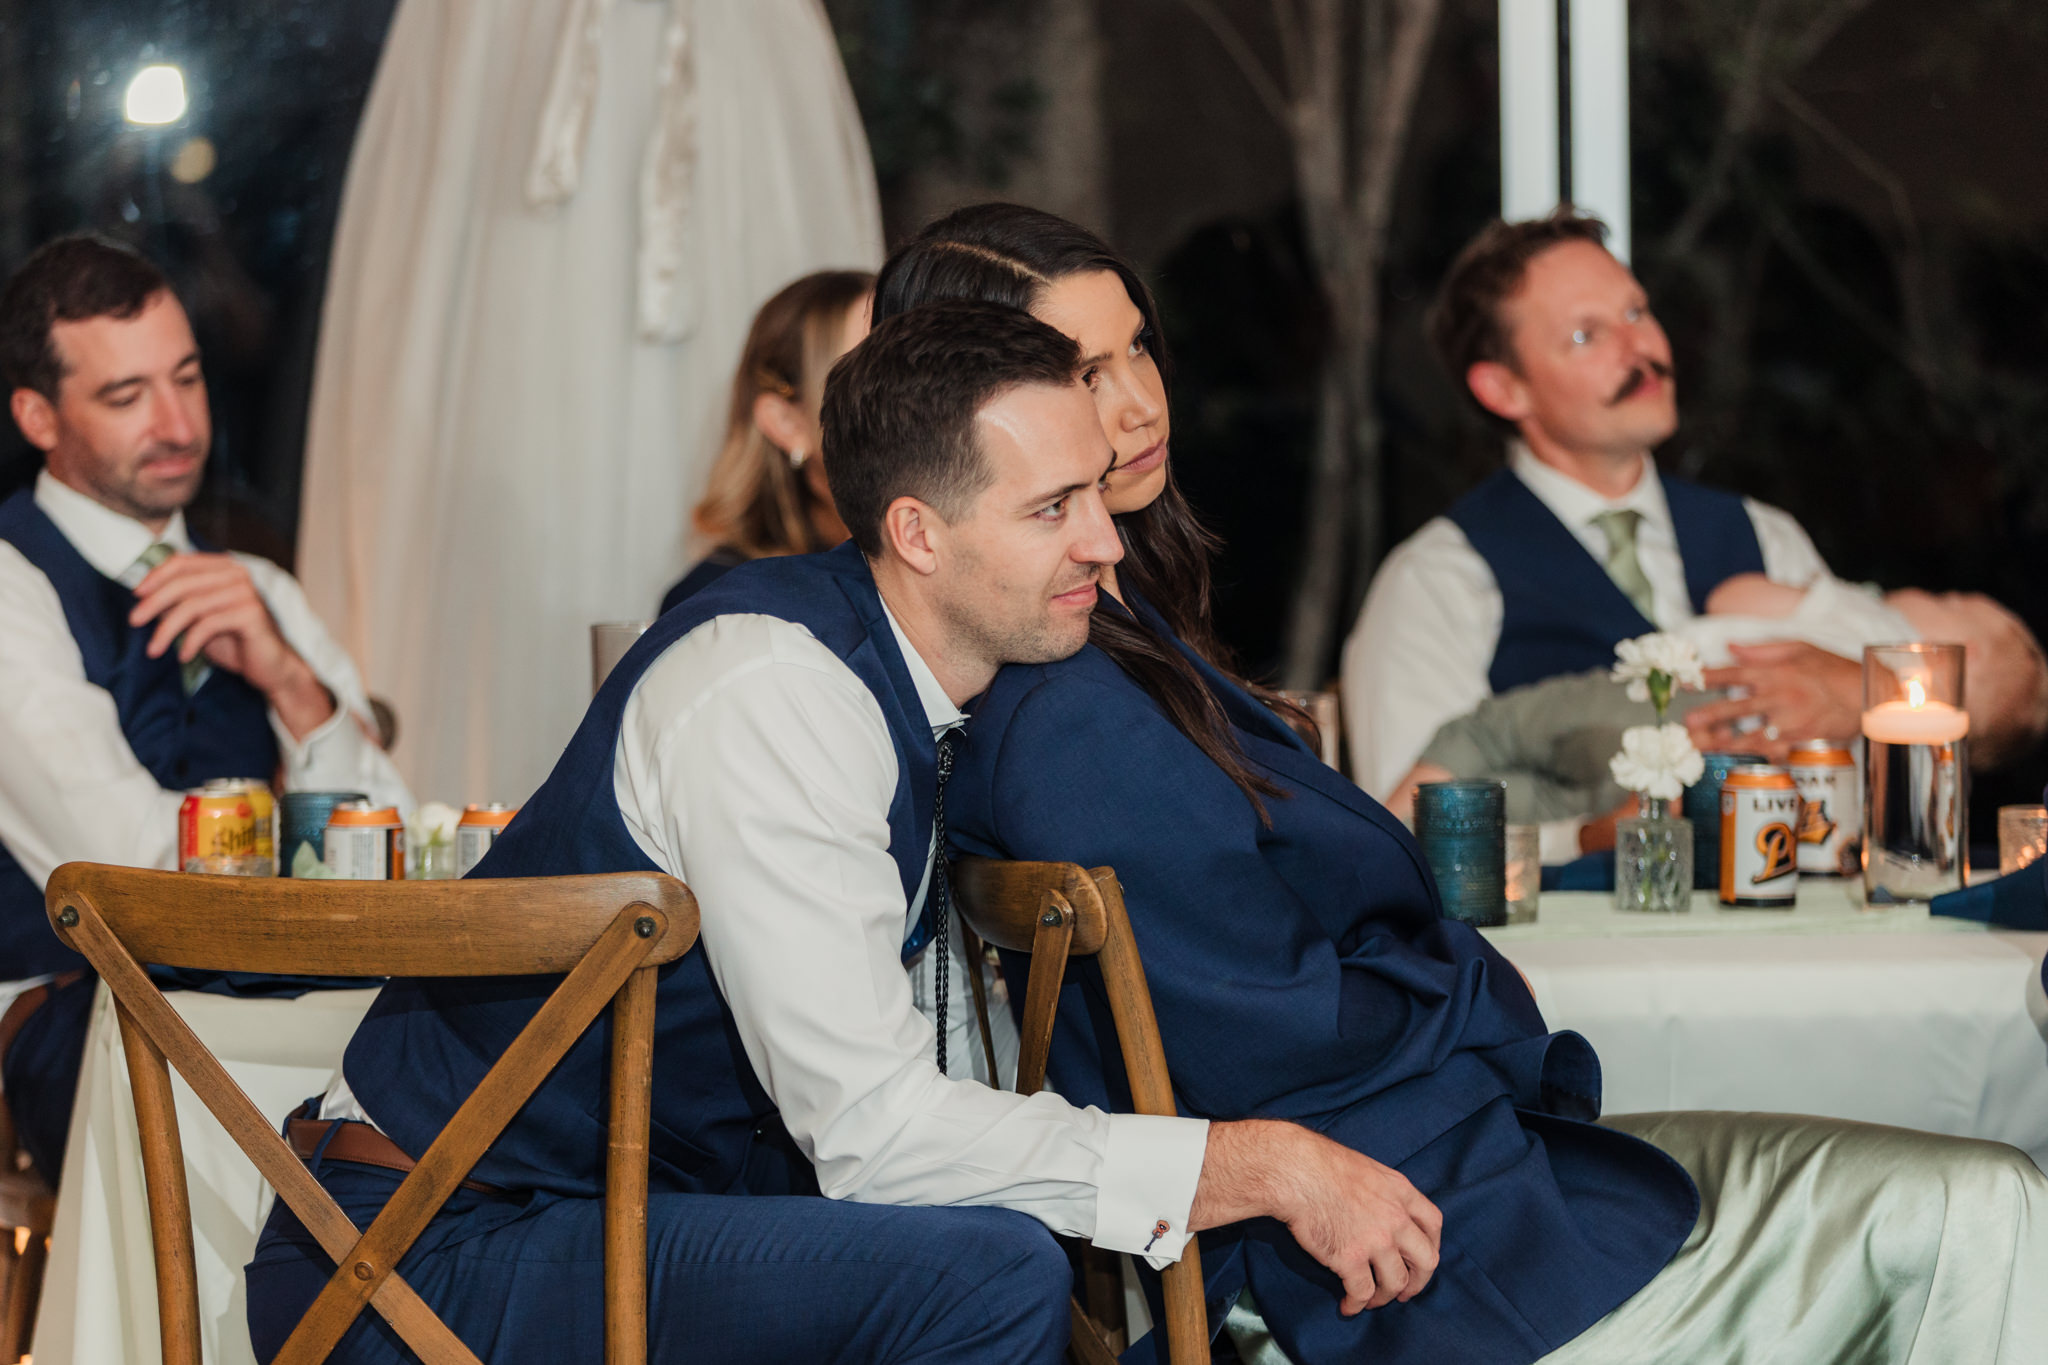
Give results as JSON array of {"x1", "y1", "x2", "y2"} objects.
[
  {"x1": 1720, "y1": 765, "x2": 1800, "y2": 907},
  {"x1": 455, "y1": 804, "x2": 518, "y2": 878},
  {"x1": 1788, "y1": 741, "x2": 1860, "y2": 877},
  {"x1": 324, "y1": 802, "x2": 407, "y2": 880}
]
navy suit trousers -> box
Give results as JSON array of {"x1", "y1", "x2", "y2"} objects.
[
  {"x1": 247, "y1": 1160, "x2": 1072, "y2": 1364},
  {"x1": 0, "y1": 972, "x2": 97, "y2": 1180}
]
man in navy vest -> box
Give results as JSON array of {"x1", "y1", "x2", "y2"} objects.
[
  {"x1": 0, "y1": 235, "x2": 409, "y2": 1181},
  {"x1": 1344, "y1": 210, "x2": 1863, "y2": 858},
  {"x1": 249, "y1": 301, "x2": 1457, "y2": 1363}
]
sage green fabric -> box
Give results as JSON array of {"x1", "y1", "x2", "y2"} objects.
[
  {"x1": 1591, "y1": 508, "x2": 1658, "y2": 621},
  {"x1": 1539, "y1": 1111, "x2": 2048, "y2": 1365},
  {"x1": 1417, "y1": 669, "x2": 1712, "y2": 823},
  {"x1": 1217, "y1": 1112, "x2": 2044, "y2": 1365}
]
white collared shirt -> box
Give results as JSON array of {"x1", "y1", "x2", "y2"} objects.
[
  {"x1": 0, "y1": 471, "x2": 413, "y2": 891},
  {"x1": 605, "y1": 602, "x2": 1208, "y2": 1264},
  {"x1": 1342, "y1": 447, "x2": 1831, "y2": 807}
]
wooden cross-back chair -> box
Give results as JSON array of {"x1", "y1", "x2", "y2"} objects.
[
  {"x1": 43, "y1": 863, "x2": 698, "y2": 1365},
  {"x1": 952, "y1": 858, "x2": 1208, "y2": 1365},
  {"x1": 0, "y1": 1091, "x2": 55, "y2": 1364}
]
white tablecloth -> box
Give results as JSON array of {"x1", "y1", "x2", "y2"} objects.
[
  {"x1": 33, "y1": 982, "x2": 380, "y2": 1365},
  {"x1": 1484, "y1": 883, "x2": 2048, "y2": 1168}
]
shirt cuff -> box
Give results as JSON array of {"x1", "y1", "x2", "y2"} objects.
[
  {"x1": 1092, "y1": 1112, "x2": 1208, "y2": 1268},
  {"x1": 1539, "y1": 816, "x2": 1588, "y2": 865},
  {"x1": 269, "y1": 691, "x2": 352, "y2": 770}
]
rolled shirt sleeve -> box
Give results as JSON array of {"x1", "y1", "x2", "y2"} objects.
[{"x1": 613, "y1": 615, "x2": 1207, "y2": 1259}]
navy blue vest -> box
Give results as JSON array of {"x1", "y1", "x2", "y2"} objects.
[
  {"x1": 1447, "y1": 468, "x2": 1765, "y2": 693},
  {"x1": 0, "y1": 488, "x2": 279, "y2": 977},
  {"x1": 343, "y1": 542, "x2": 938, "y2": 1197}
]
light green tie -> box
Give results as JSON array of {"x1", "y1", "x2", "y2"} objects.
[
  {"x1": 134, "y1": 542, "x2": 206, "y2": 694},
  {"x1": 1590, "y1": 508, "x2": 1657, "y2": 622}
]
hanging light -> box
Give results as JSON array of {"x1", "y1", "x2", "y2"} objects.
[{"x1": 124, "y1": 64, "x2": 187, "y2": 126}]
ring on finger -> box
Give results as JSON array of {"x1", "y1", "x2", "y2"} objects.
[{"x1": 1763, "y1": 723, "x2": 1781, "y2": 742}]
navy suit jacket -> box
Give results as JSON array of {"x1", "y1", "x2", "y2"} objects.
[{"x1": 948, "y1": 602, "x2": 1697, "y2": 1365}]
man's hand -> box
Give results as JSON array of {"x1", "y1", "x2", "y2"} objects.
[
  {"x1": 129, "y1": 552, "x2": 336, "y2": 739},
  {"x1": 1191, "y1": 1120, "x2": 1442, "y2": 1315},
  {"x1": 1684, "y1": 641, "x2": 1862, "y2": 763}
]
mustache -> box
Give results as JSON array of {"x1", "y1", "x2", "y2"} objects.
[
  {"x1": 1609, "y1": 358, "x2": 1674, "y2": 406},
  {"x1": 1060, "y1": 564, "x2": 1106, "y2": 597}
]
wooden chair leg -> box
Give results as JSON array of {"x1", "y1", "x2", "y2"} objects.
[
  {"x1": 1078, "y1": 1243, "x2": 1127, "y2": 1352},
  {"x1": 5, "y1": 1228, "x2": 47, "y2": 1364}
]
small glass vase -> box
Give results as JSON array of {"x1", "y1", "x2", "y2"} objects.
[{"x1": 1615, "y1": 809, "x2": 1694, "y2": 913}]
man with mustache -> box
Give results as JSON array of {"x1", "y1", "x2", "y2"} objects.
[
  {"x1": 0, "y1": 234, "x2": 408, "y2": 1182},
  {"x1": 1344, "y1": 210, "x2": 1846, "y2": 858}
]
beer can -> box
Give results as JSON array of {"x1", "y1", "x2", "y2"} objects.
[
  {"x1": 1719, "y1": 765, "x2": 1801, "y2": 907},
  {"x1": 179, "y1": 786, "x2": 263, "y2": 875},
  {"x1": 1788, "y1": 741, "x2": 1861, "y2": 877},
  {"x1": 455, "y1": 804, "x2": 518, "y2": 878},
  {"x1": 325, "y1": 802, "x2": 407, "y2": 880},
  {"x1": 209, "y1": 778, "x2": 278, "y2": 873}
]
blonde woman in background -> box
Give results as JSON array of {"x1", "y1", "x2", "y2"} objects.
[{"x1": 660, "y1": 270, "x2": 874, "y2": 614}]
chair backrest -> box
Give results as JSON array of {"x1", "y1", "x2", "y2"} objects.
[
  {"x1": 44, "y1": 863, "x2": 698, "y2": 1365},
  {"x1": 951, "y1": 858, "x2": 1207, "y2": 1365}
]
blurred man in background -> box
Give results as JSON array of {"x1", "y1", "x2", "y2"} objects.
[{"x1": 0, "y1": 234, "x2": 408, "y2": 1180}]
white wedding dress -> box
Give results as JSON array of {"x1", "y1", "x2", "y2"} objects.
[{"x1": 298, "y1": 0, "x2": 882, "y2": 805}]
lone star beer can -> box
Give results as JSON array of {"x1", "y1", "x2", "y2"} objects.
[
  {"x1": 1720, "y1": 765, "x2": 1801, "y2": 907},
  {"x1": 1788, "y1": 741, "x2": 1860, "y2": 877},
  {"x1": 454, "y1": 803, "x2": 518, "y2": 878}
]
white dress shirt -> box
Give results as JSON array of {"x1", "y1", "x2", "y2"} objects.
[
  {"x1": 1343, "y1": 446, "x2": 1833, "y2": 814},
  {"x1": 328, "y1": 603, "x2": 1209, "y2": 1263},
  {"x1": 0, "y1": 473, "x2": 413, "y2": 996}
]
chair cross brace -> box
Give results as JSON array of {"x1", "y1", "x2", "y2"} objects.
[{"x1": 57, "y1": 889, "x2": 667, "y2": 1365}]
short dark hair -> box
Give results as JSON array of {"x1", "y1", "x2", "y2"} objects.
[
  {"x1": 0, "y1": 233, "x2": 172, "y2": 400},
  {"x1": 822, "y1": 299, "x2": 1081, "y2": 558},
  {"x1": 1428, "y1": 208, "x2": 1610, "y2": 431}
]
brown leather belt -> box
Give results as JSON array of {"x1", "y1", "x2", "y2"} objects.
[
  {"x1": 0, "y1": 969, "x2": 88, "y2": 1067},
  {"x1": 286, "y1": 1117, "x2": 504, "y2": 1195}
]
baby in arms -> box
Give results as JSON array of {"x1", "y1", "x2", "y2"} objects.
[{"x1": 1385, "y1": 575, "x2": 2048, "y2": 862}]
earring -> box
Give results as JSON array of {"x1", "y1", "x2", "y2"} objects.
[{"x1": 788, "y1": 446, "x2": 807, "y2": 468}]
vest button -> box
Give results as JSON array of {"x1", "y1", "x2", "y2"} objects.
[
  {"x1": 184, "y1": 706, "x2": 198, "y2": 726},
  {"x1": 174, "y1": 759, "x2": 190, "y2": 780}
]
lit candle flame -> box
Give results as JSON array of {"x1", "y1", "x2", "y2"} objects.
[{"x1": 1907, "y1": 678, "x2": 1927, "y2": 709}]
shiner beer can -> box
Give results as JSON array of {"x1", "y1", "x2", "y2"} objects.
[
  {"x1": 455, "y1": 804, "x2": 517, "y2": 878},
  {"x1": 179, "y1": 783, "x2": 265, "y2": 875},
  {"x1": 325, "y1": 802, "x2": 407, "y2": 880},
  {"x1": 1720, "y1": 765, "x2": 1801, "y2": 907},
  {"x1": 213, "y1": 777, "x2": 278, "y2": 870},
  {"x1": 1788, "y1": 741, "x2": 1860, "y2": 877}
]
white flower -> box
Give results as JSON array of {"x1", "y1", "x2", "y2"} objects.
[
  {"x1": 409, "y1": 801, "x2": 462, "y2": 847},
  {"x1": 1611, "y1": 632, "x2": 1707, "y2": 704},
  {"x1": 1609, "y1": 723, "x2": 1707, "y2": 801}
]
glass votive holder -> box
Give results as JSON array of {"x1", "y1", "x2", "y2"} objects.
[
  {"x1": 1862, "y1": 642, "x2": 1969, "y2": 903},
  {"x1": 1998, "y1": 804, "x2": 2048, "y2": 876},
  {"x1": 1414, "y1": 780, "x2": 1506, "y2": 927},
  {"x1": 1504, "y1": 823, "x2": 1540, "y2": 924},
  {"x1": 591, "y1": 621, "x2": 651, "y2": 694}
]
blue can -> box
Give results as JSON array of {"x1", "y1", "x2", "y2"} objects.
[
  {"x1": 1683, "y1": 752, "x2": 1765, "y2": 889},
  {"x1": 279, "y1": 790, "x2": 368, "y2": 875},
  {"x1": 1413, "y1": 780, "x2": 1507, "y2": 927}
]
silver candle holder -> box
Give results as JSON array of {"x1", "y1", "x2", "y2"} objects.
[{"x1": 1861, "y1": 642, "x2": 1968, "y2": 904}]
